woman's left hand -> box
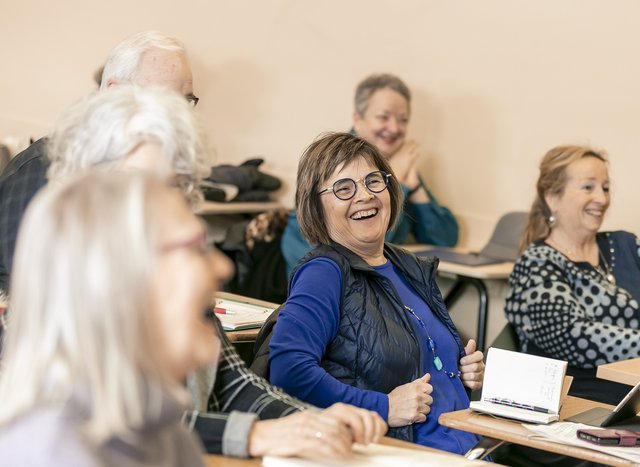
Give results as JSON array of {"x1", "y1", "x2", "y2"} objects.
[
  {"x1": 388, "y1": 140, "x2": 420, "y2": 186},
  {"x1": 459, "y1": 339, "x2": 484, "y2": 390}
]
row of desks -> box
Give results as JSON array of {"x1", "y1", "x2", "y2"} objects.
[
  {"x1": 441, "y1": 360, "x2": 638, "y2": 464},
  {"x1": 440, "y1": 395, "x2": 632, "y2": 466},
  {"x1": 437, "y1": 360, "x2": 639, "y2": 466},
  {"x1": 203, "y1": 389, "x2": 640, "y2": 466},
  {"x1": 204, "y1": 436, "x2": 491, "y2": 466},
  {"x1": 204, "y1": 359, "x2": 640, "y2": 466}
]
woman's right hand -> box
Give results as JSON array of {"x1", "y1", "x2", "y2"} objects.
[
  {"x1": 247, "y1": 403, "x2": 386, "y2": 459},
  {"x1": 387, "y1": 373, "x2": 433, "y2": 427}
]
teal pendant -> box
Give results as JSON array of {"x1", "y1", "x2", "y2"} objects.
[{"x1": 433, "y1": 356, "x2": 443, "y2": 371}]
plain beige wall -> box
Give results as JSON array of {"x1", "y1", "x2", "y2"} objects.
[{"x1": 2, "y1": 0, "x2": 639, "y2": 249}]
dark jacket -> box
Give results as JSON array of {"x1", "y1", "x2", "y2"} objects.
[
  {"x1": 0, "y1": 138, "x2": 49, "y2": 294},
  {"x1": 257, "y1": 241, "x2": 465, "y2": 442}
]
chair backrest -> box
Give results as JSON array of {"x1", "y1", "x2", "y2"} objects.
[
  {"x1": 479, "y1": 211, "x2": 528, "y2": 261},
  {"x1": 249, "y1": 305, "x2": 282, "y2": 379},
  {"x1": 490, "y1": 323, "x2": 520, "y2": 351},
  {"x1": 0, "y1": 144, "x2": 10, "y2": 176}
]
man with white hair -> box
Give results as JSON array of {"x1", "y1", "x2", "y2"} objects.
[{"x1": 0, "y1": 31, "x2": 198, "y2": 294}]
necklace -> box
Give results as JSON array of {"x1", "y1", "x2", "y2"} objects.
[
  {"x1": 595, "y1": 235, "x2": 616, "y2": 284},
  {"x1": 548, "y1": 235, "x2": 616, "y2": 284},
  {"x1": 404, "y1": 306, "x2": 460, "y2": 379}
]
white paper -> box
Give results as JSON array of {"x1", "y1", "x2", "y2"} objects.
[
  {"x1": 214, "y1": 298, "x2": 274, "y2": 330},
  {"x1": 215, "y1": 298, "x2": 274, "y2": 314},
  {"x1": 262, "y1": 443, "x2": 490, "y2": 466},
  {"x1": 523, "y1": 422, "x2": 640, "y2": 463}
]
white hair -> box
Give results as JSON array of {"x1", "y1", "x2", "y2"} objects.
[
  {"x1": 0, "y1": 171, "x2": 185, "y2": 442},
  {"x1": 47, "y1": 85, "x2": 212, "y2": 204},
  {"x1": 100, "y1": 31, "x2": 186, "y2": 89}
]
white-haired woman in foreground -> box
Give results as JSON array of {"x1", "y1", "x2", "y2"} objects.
[
  {"x1": 0, "y1": 171, "x2": 385, "y2": 465},
  {"x1": 0, "y1": 172, "x2": 227, "y2": 465}
]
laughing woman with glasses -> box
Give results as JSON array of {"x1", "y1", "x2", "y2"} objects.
[{"x1": 267, "y1": 132, "x2": 484, "y2": 453}]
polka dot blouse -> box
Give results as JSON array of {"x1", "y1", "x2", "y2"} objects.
[{"x1": 505, "y1": 231, "x2": 640, "y2": 369}]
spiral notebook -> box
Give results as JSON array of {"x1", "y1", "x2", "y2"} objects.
[{"x1": 469, "y1": 347, "x2": 568, "y2": 424}]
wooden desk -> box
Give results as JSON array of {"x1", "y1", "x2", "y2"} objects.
[
  {"x1": 225, "y1": 328, "x2": 261, "y2": 344},
  {"x1": 205, "y1": 453, "x2": 259, "y2": 467},
  {"x1": 217, "y1": 291, "x2": 279, "y2": 344},
  {"x1": 204, "y1": 436, "x2": 493, "y2": 466},
  {"x1": 439, "y1": 396, "x2": 635, "y2": 466},
  {"x1": 403, "y1": 244, "x2": 514, "y2": 351},
  {"x1": 597, "y1": 357, "x2": 640, "y2": 386},
  {"x1": 197, "y1": 201, "x2": 281, "y2": 215}
]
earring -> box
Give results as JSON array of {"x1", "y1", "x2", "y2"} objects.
[{"x1": 548, "y1": 215, "x2": 556, "y2": 227}]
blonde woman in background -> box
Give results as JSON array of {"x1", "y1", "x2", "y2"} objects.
[{"x1": 505, "y1": 145, "x2": 640, "y2": 405}]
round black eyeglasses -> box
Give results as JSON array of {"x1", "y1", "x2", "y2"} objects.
[{"x1": 318, "y1": 170, "x2": 392, "y2": 201}]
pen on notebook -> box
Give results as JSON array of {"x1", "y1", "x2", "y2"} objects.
[
  {"x1": 484, "y1": 397, "x2": 552, "y2": 414},
  {"x1": 213, "y1": 307, "x2": 236, "y2": 315}
]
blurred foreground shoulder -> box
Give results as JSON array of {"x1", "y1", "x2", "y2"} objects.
[{"x1": 0, "y1": 407, "x2": 103, "y2": 467}]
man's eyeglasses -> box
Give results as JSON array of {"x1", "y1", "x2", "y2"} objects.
[
  {"x1": 185, "y1": 93, "x2": 200, "y2": 108},
  {"x1": 318, "y1": 170, "x2": 391, "y2": 201}
]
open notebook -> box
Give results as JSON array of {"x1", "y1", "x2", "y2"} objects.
[
  {"x1": 470, "y1": 347, "x2": 568, "y2": 424},
  {"x1": 212, "y1": 297, "x2": 275, "y2": 331}
]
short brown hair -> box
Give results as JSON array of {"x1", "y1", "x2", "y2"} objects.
[
  {"x1": 296, "y1": 132, "x2": 403, "y2": 246},
  {"x1": 521, "y1": 145, "x2": 608, "y2": 251},
  {"x1": 354, "y1": 73, "x2": 411, "y2": 117}
]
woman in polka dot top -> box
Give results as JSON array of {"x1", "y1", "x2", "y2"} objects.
[{"x1": 505, "y1": 145, "x2": 640, "y2": 405}]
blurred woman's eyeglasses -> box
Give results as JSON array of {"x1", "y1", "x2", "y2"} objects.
[
  {"x1": 160, "y1": 221, "x2": 214, "y2": 257},
  {"x1": 169, "y1": 174, "x2": 195, "y2": 197},
  {"x1": 185, "y1": 93, "x2": 200, "y2": 108}
]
